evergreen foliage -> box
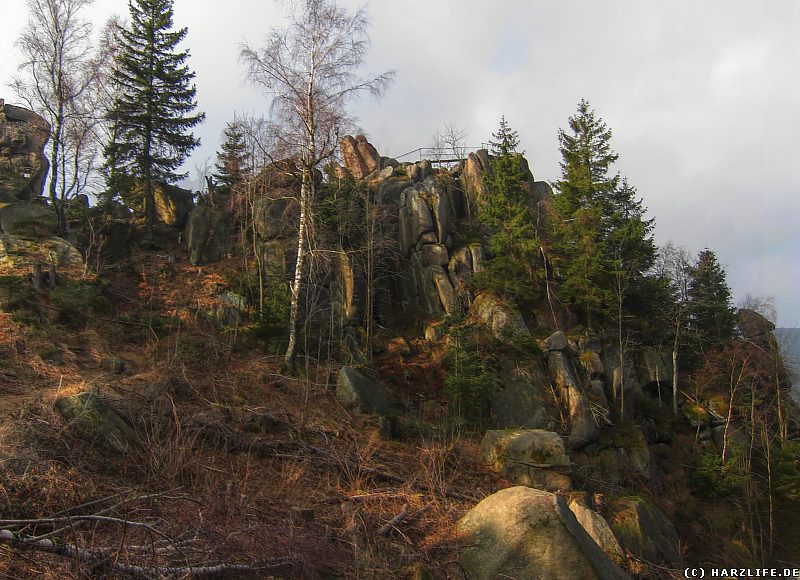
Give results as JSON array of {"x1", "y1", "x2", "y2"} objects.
[
  {"x1": 488, "y1": 115, "x2": 520, "y2": 156},
  {"x1": 553, "y1": 99, "x2": 656, "y2": 325},
  {"x1": 103, "y1": 0, "x2": 204, "y2": 228},
  {"x1": 213, "y1": 120, "x2": 250, "y2": 195},
  {"x1": 687, "y1": 249, "x2": 737, "y2": 348},
  {"x1": 475, "y1": 117, "x2": 542, "y2": 303},
  {"x1": 443, "y1": 318, "x2": 493, "y2": 427}
]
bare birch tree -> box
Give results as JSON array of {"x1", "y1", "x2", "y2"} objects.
[
  {"x1": 654, "y1": 241, "x2": 693, "y2": 414},
  {"x1": 240, "y1": 0, "x2": 393, "y2": 371},
  {"x1": 13, "y1": 0, "x2": 101, "y2": 232}
]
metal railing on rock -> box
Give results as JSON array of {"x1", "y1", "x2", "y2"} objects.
[{"x1": 391, "y1": 145, "x2": 489, "y2": 164}]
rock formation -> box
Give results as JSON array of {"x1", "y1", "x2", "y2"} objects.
[
  {"x1": 480, "y1": 428, "x2": 573, "y2": 491},
  {"x1": 0, "y1": 99, "x2": 50, "y2": 204},
  {"x1": 339, "y1": 134, "x2": 381, "y2": 179},
  {"x1": 185, "y1": 205, "x2": 230, "y2": 265}
]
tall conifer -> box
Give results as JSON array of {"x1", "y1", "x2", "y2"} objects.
[
  {"x1": 213, "y1": 120, "x2": 249, "y2": 196},
  {"x1": 554, "y1": 100, "x2": 656, "y2": 325},
  {"x1": 687, "y1": 249, "x2": 737, "y2": 349},
  {"x1": 475, "y1": 116, "x2": 541, "y2": 303},
  {"x1": 554, "y1": 100, "x2": 619, "y2": 322},
  {"x1": 104, "y1": 0, "x2": 204, "y2": 230}
]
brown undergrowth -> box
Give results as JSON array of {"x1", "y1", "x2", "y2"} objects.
[{"x1": 0, "y1": 248, "x2": 502, "y2": 578}]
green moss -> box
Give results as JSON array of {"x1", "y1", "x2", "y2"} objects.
[
  {"x1": 0, "y1": 275, "x2": 33, "y2": 311},
  {"x1": 50, "y1": 280, "x2": 110, "y2": 328},
  {"x1": 683, "y1": 402, "x2": 709, "y2": 425},
  {"x1": 598, "y1": 421, "x2": 645, "y2": 451}
]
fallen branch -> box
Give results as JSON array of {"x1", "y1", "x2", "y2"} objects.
[
  {"x1": 0, "y1": 529, "x2": 296, "y2": 576},
  {"x1": 378, "y1": 503, "x2": 408, "y2": 537},
  {"x1": 378, "y1": 502, "x2": 435, "y2": 537}
]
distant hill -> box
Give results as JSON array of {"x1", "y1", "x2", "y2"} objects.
[{"x1": 775, "y1": 328, "x2": 800, "y2": 401}]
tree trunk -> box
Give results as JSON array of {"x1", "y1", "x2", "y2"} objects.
[
  {"x1": 50, "y1": 103, "x2": 65, "y2": 234},
  {"x1": 672, "y1": 347, "x2": 679, "y2": 415},
  {"x1": 284, "y1": 167, "x2": 310, "y2": 371}
]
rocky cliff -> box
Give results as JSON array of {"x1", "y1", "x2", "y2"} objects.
[{"x1": 0, "y1": 99, "x2": 50, "y2": 204}]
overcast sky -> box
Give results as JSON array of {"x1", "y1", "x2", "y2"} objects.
[{"x1": 1, "y1": 0, "x2": 798, "y2": 325}]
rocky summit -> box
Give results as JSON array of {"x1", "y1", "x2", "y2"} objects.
[{"x1": 0, "y1": 104, "x2": 796, "y2": 579}]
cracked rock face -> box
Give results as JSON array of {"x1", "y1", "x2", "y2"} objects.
[{"x1": 0, "y1": 100, "x2": 50, "y2": 204}]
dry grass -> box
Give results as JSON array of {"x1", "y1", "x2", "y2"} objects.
[{"x1": 0, "y1": 250, "x2": 507, "y2": 578}]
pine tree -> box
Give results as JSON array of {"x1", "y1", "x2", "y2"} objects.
[
  {"x1": 104, "y1": 0, "x2": 204, "y2": 230},
  {"x1": 687, "y1": 249, "x2": 737, "y2": 349},
  {"x1": 213, "y1": 120, "x2": 250, "y2": 196}
]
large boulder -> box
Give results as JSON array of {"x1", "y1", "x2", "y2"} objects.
[
  {"x1": 420, "y1": 243, "x2": 448, "y2": 267},
  {"x1": 430, "y1": 265, "x2": 458, "y2": 315},
  {"x1": 209, "y1": 291, "x2": 246, "y2": 329},
  {"x1": 470, "y1": 292, "x2": 528, "y2": 338},
  {"x1": 332, "y1": 250, "x2": 361, "y2": 326},
  {"x1": 636, "y1": 347, "x2": 672, "y2": 389},
  {"x1": 257, "y1": 157, "x2": 303, "y2": 190},
  {"x1": 609, "y1": 496, "x2": 680, "y2": 568},
  {"x1": 447, "y1": 245, "x2": 474, "y2": 301},
  {"x1": 336, "y1": 367, "x2": 397, "y2": 416},
  {"x1": 126, "y1": 181, "x2": 194, "y2": 227},
  {"x1": 480, "y1": 429, "x2": 572, "y2": 491},
  {"x1": 410, "y1": 252, "x2": 442, "y2": 315},
  {"x1": 0, "y1": 201, "x2": 58, "y2": 238},
  {"x1": 602, "y1": 343, "x2": 640, "y2": 420},
  {"x1": 457, "y1": 486, "x2": 631, "y2": 580},
  {"x1": 55, "y1": 392, "x2": 138, "y2": 453},
  {"x1": 186, "y1": 206, "x2": 230, "y2": 265},
  {"x1": 422, "y1": 175, "x2": 455, "y2": 243},
  {"x1": 0, "y1": 234, "x2": 82, "y2": 267},
  {"x1": 0, "y1": 100, "x2": 50, "y2": 203},
  {"x1": 253, "y1": 196, "x2": 297, "y2": 240}
]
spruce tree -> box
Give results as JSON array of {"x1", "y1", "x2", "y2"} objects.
[
  {"x1": 687, "y1": 249, "x2": 737, "y2": 349},
  {"x1": 488, "y1": 115, "x2": 520, "y2": 156},
  {"x1": 213, "y1": 120, "x2": 250, "y2": 196},
  {"x1": 554, "y1": 100, "x2": 619, "y2": 323},
  {"x1": 104, "y1": 0, "x2": 204, "y2": 230},
  {"x1": 475, "y1": 116, "x2": 541, "y2": 303},
  {"x1": 554, "y1": 99, "x2": 656, "y2": 326}
]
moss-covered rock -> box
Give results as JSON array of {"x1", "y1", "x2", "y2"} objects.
[
  {"x1": 0, "y1": 201, "x2": 58, "y2": 238},
  {"x1": 609, "y1": 496, "x2": 680, "y2": 568},
  {"x1": 55, "y1": 392, "x2": 138, "y2": 453},
  {"x1": 0, "y1": 234, "x2": 82, "y2": 267},
  {"x1": 186, "y1": 206, "x2": 230, "y2": 265}
]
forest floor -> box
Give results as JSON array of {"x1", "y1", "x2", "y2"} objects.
[{"x1": 0, "y1": 242, "x2": 507, "y2": 579}]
